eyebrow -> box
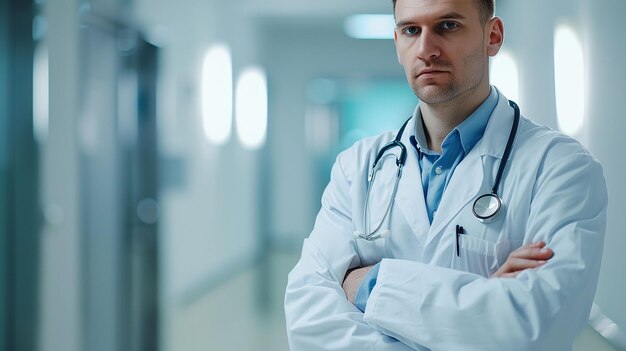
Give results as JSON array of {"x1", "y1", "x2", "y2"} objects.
[{"x1": 395, "y1": 11, "x2": 467, "y2": 27}]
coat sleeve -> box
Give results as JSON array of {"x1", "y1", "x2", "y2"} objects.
[
  {"x1": 284, "y1": 153, "x2": 421, "y2": 351},
  {"x1": 362, "y1": 143, "x2": 608, "y2": 350}
]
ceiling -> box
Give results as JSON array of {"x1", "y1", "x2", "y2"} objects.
[{"x1": 239, "y1": 0, "x2": 392, "y2": 20}]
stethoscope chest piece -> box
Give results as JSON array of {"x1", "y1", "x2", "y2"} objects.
[
  {"x1": 471, "y1": 100, "x2": 520, "y2": 224},
  {"x1": 472, "y1": 193, "x2": 503, "y2": 223}
]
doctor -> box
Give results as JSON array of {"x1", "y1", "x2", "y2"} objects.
[{"x1": 284, "y1": 0, "x2": 607, "y2": 350}]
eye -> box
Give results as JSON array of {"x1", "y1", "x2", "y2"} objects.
[
  {"x1": 441, "y1": 21, "x2": 459, "y2": 31},
  {"x1": 401, "y1": 26, "x2": 420, "y2": 36}
]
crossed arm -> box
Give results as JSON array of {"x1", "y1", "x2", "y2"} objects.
[{"x1": 343, "y1": 241, "x2": 555, "y2": 304}]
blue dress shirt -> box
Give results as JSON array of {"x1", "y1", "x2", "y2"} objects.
[{"x1": 354, "y1": 87, "x2": 499, "y2": 313}]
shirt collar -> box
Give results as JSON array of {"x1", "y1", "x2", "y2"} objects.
[
  {"x1": 412, "y1": 105, "x2": 431, "y2": 154},
  {"x1": 411, "y1": 86, "x2": 499, "y2": 155},
  {"x1": 454, "y1": 86, "x2": 499, "y2": 153}
]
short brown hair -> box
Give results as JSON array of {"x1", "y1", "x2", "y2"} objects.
[{"x1": 392, "y1": 0, "x2": 495, "y2": 23}]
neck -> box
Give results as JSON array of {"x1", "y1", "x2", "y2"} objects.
[{"x1": 421, "y1": 84, "x2": 491, "y2": 153}]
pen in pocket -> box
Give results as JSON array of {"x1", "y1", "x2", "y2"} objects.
[{"x1": 456, "y1": 225, "x2": 465, "y2": 257}]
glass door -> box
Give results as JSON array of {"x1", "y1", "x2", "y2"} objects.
[{"x1": 79, "y1": 16, "x2": 159, "y2": 351}]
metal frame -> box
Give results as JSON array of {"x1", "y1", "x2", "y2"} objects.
[{"x1": 0, "y1": 0, "x2": 38, "y2": 350}]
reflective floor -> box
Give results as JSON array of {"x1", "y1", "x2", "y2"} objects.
[{"x1": 170, "y1": 250, "x2": 298, "y2": 351}]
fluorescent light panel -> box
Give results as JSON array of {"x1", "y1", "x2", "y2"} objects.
[
  {"x1": 235, "y1": 67, "x2": 268, "y2": 150},
  {"x1": 554, "y1": 25, "x2": 585, "y2": 136},
  {"x1": 344, "y1": 15, "x2": 395, "y2": 40},
  {"x1": 202, "y1": 43, "x2": 233, "y2": 145},
  {"x1": 33, "y1": 42, "x2": 49, "y2": 144}
]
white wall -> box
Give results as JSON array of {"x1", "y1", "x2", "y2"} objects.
[{"x1": 582, "y1": 0, "x2": 626, "y2": 336}]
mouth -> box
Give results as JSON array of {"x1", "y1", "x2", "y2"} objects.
[{"x1": 417, "y1": 69, "x2": 447, "y2": 78}]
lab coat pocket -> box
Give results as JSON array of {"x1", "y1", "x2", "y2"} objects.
[{"x1": 450, "y1": 234, "x2": 498, "y2": 277}]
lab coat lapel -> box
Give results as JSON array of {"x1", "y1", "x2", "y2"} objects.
[
  {"x1": 394, "y1": 117, "x2": 431, "y2": 242},
  {"x1": 425, "y1": 88, "x2": 516, "y2": 247},
  {"x1": 425, "y1": 147, "x2": 484, "y2": 246}
]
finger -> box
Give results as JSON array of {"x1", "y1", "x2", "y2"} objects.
[
  {"x1": 509, "y1": 242, "x2": 544, "y2": 258},
  {"x1": 503, "y1": 259, "x2": 545, "y2": 273},
  {"x1": 499, "y1": 272, "x2": 520, "y2": 278},
  {"x1": 510, "y1": 246, "x2": 554, "y2": 260},
  {"x1": 508, "y1": 258, "x2": 546, "y2": 272},
  {"x1": 502, "y1": 258, "x2": 547, "y2": 273},
  {"x1": 516, "y1": 241, "x2": 545, "y2": 251},
  {"x1": 525, "y1": 241, "x2": 546, "y2": 249},
  {"x1": 494, "y1": 261, "x2": 546, "y2": 278}
]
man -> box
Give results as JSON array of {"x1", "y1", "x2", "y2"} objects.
[{"x1": 284, "y1": 0, "x2": 607, "y2": 349}]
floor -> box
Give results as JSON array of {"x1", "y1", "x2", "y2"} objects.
[{"x1": 169, "y1": 250, "x2": 298, "y2": 351}]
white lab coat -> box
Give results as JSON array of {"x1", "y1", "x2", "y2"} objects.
[{"x1": 284, "y1": 90, "x2": 608, "y2": 351}]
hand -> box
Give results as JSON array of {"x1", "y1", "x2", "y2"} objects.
[
  {"x1": 342, "y1": 265, "x2": 374, "y2": 304},
  {"x1": 491, "y1": 241, "x2": 554, "y2": 278}
]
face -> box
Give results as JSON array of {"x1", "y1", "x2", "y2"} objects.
[{"x1": 393, "y1": 0, "x2": 503, "y2": 106}]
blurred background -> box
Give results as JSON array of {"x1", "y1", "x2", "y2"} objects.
[{"x1": 1, "y1": 0, "x2": 625, "y2": 350}]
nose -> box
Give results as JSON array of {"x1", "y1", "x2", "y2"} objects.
[{"x1": 415, "y1": 29, "x2": 441, "y2": 61}]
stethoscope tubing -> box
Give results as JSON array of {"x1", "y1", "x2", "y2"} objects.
[{"x1": 357, "y1": 100, "x2": 521, "y2": 240}]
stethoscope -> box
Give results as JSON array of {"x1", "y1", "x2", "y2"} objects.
[{"x1": 354, "y1": 100, "x2": 520, "y2": 241}]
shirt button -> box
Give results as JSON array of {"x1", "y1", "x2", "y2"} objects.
[{"x1": 435, "y1": 166, "x2": 443, "y2": 175}]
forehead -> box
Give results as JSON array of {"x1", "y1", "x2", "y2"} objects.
[{"x1": 395, "y1": 0, "x2": 479, "y2": 23}]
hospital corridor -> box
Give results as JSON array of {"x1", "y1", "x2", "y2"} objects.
[{"x1": 1, "y1": 0, "x2": 625, "y2": 350}]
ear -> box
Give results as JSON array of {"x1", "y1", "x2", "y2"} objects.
[
  {"x1": 486, "y1": 17, "x2": 504, "y2": 57},
  {"x1": 394, "y1": 30, "x2": 401, "y2": 64}
]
